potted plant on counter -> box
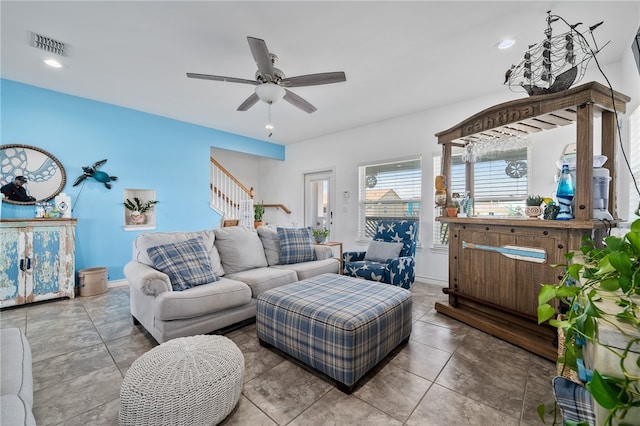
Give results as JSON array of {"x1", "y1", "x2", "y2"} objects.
[
  {"x1": 124, "y1": 197, "x2": 158, "y2": 225},
  {"x1": 312, "y1": 227, "x2": 330, "y2": 244},
  {"x1": 525, "y1": 195, "x2": 544, "y2": 219}
]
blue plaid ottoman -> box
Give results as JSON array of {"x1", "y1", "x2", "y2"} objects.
[{"x1": 256, "y1": 273, "x2": 412, "y2": 393}]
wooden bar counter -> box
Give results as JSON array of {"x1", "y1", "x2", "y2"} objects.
[
  {"x1": 435, "y1": 216, "x2": 613, "y2": 360},
  {"x1": 434, "y1": 82, "x2": 630, "y2": 361}
]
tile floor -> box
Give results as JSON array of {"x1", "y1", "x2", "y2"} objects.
[{"x1": 0, "y1": 281, "x2": 557, "y2": 425}]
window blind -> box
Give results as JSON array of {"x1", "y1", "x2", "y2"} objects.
[{"x1": 358, "y1": 156, "x2": 421, "y2": 240}]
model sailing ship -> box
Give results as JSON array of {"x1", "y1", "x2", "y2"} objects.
[{"x1": 505, "y1": 11, "x2": 608, "y2": 96}]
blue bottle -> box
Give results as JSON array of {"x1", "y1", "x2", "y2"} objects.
[{"x1": 556, "y1": 164, "x2": 574, "y2": 220}]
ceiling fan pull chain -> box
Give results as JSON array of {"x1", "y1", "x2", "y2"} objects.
[{"x1": 266, "y1": 102, "x2": 274, "y2": 138}]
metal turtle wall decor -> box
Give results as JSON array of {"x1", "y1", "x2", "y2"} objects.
[{"x1": 73, "y1": 159, "x2": 118, "y2": 189}]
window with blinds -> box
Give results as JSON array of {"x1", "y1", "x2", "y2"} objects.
[
  {"x1": 433, "y1": 147, "x2": 529, "y2": 246},
  {"x1": 454, "y1": 148, "x2": 529, "y2": 216},
  {"x1": 358, "y1": 156, "x2": 421, "y2": 240}
]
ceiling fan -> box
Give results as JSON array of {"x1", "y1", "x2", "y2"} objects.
[{"x1": 186, "y1": 36, "x2": 346, "y2": 114}]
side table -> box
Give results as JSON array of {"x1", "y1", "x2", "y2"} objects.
[{"x1": 315, "y1": 241, "x2": 343, "y2": 273}]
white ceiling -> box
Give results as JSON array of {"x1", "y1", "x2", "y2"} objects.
[{"x1": 2, "y1": 1, "x2": 638, "y2": 145}]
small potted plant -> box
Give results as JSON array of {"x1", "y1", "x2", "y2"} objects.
[
  {"x1": 124, "y1": 197, "x2": 158, "y2": 225},
  {"x1": 445, "y1": 202, "x2": 458, "y2": 217},
  {"x1": 312, "y1": 227, "x2": 330, "y2": 244},
  {"x1": 446, "y1": 193, "x2": 460, "y2": 217},
  {"x1": 525, "y1": 194, "x2": 544, "y2": 219},
  {"x1": 254, "y1": 202, "x2": 265, "y2": 228}
]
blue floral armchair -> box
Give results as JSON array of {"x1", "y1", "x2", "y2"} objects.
[{"x1": 342, "y1": 220, "x2": 418, "y2": 289}]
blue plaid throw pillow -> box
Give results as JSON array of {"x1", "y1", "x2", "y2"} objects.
[
  {"x1": 552, "y1": 376, "x2": 595, "y2": 426},
  {"x1": 277, "y1": 227, "x2": 317, "y2": 265},
  {"x1": 147, "y1": 237, "x2": 218, "y2": 291}
]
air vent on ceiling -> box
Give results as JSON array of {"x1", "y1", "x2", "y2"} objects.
[{"x1": 29, "y1": 32, "x2": 65, "y2": 56}]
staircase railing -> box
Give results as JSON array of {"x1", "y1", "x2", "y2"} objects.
[
  {"x1": 210, "y1": 157, "x2": 254, "y2": 226},
  {"x1": 210, "y1": 156, "x2": 292, "y2": 226}
]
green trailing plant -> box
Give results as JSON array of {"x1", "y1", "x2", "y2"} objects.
[
  {"x1": 123, "y1": 197, "x2": 158, "y2": 213},
  {"x1": 537, "y1": 218, "x2": 640, "y2": 425},
  {"x1": 254, "y1": 202, "x2": 265, "y2": 222},
  {"x1": 526, "y1": 194, "x2": 545, "y2": 206}
]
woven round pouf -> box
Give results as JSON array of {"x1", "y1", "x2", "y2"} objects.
[{"x1": 119, "y1": 335, "x2": 244, "y2": 426}]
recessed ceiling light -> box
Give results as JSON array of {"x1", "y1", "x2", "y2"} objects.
[
  {"x1": 496, "y1": 39, "x2": 515, "y2": 50},
  {"x1": 44, "y1": 59, "x2": 62, "y2": 68}
]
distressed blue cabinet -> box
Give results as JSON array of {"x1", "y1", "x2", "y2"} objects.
[{"x1": 0, "y1": 219, "x2": 76, "y2": 308}]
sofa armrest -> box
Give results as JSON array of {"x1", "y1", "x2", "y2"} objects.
[
  {"x1": 124, "y1": 261, "x2": 172, "y2": 296},
  {"x1": 313, "y1": 245, "x2": 334, "y2": 260},
  {"x1": 343, "y1": 251, "x2": 366, "y2": 263}
]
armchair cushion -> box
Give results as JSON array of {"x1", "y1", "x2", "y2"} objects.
[
  {"x1": 277, "y1": 227, "x2": 317, "y2": 265},
  {"x1": 147, "y1": 237, "x2": 218, "y2": 292},
  {"x1": 373, "y1": 220, "x2": 418, "y2": 257},
  {"x1": 364, "y1": 241, "x2": 403, "y2": 262}
]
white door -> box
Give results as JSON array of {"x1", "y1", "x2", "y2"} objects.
[{"x1": 304, "y1": 171, "x2": 333, "y2": 233}]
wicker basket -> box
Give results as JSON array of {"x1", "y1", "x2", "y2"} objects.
[{"x1": 557, "y1": 324, "x2": 581, "y2": 384}]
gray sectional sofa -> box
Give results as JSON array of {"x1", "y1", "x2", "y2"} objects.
[
  {"x1": 0, "y1": 328, "x2": 36, "y2": 426},
  {"x1": 124, "y1": 225, "x2": 339, "y2": 343}
]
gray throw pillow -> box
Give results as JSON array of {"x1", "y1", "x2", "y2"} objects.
[
  {"x1": 214, "y1": 226, "x2": 268, "y2": 274},
  {"x1": 364, "y1": 240, "x2": 404, "y2": 262},
  {"x1": 257, "y1": 225, "x2": 280, "y2": 266}
]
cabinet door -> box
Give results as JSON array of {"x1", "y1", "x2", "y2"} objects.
[
  {"x1": 0, "y1": 227, "x2": 26, "y2": 307},
  {"x1": 454, "y1": 224, "x2": 566, "y2": 318},
  {"x1": 29, "y1": 225, "x2": 74, "y2": 302}
]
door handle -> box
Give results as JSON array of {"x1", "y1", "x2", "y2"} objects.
[{"x1": 20, "y1": 258, "x2": 31, "y2": 271}]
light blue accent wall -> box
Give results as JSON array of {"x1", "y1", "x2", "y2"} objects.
[{"x1": 1, "y1": 79, "x2": 284, "y2": 280}]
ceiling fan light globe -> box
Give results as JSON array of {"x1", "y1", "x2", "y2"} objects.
[{"x1": 255, "y1": 83, "x2": 285, "y2": 104}]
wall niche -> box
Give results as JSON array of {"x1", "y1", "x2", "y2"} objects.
[{"x1": 123, "y1": 188, "x2": 157, "y2": 231}]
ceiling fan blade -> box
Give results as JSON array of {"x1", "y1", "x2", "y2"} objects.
[
  {"x1": 283, "y1": 72, "x2": 347, "y2": 87},
  {"x1": 186, "y1": 73, "x2": 257, "y2": 85},
  {"x1": 237, "y1": 92, "x2": 260, "y2": 111},
  {"x1": 247, "y1": 37, "x2": 276, "y2": 82},
  {"x1": 283, "y1": 89, "x2": 317, "y2": 113}
]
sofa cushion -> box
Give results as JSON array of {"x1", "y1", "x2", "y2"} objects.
[
  {"x1": 0, "y1": 328, "x2": 33, "y2": 410},
  {"x1": 133, "y1": 230, "x2": 224, "y2": 277},
  {"x1": 154, "y1": 278, "x2": 252, "y2": 321},
  {"x1": 364, "y1": 240, "x2": 404, "y2": 262},
  {"x1": 272, "y1": 258, "x2": 340, "y2": 280},
  {"x1": 147, "y1": 237, "x2": 218, "y2": 291},
  {"x1": 214, "y1": 226, "x2": 268, "y2": 274},
  {"x1": 226, "y1": 267, "x2": 298, "y2": 298},
  {"x1": 257, "y1": 225, "x2": 280, "y2": 266},
  {"x1": 277, "y1": 227, "x2": 317, "y2": 265}
]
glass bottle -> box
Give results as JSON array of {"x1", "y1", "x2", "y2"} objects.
[
  {"x1": 35, "y1": 202, "x2": 44, "y2": 218},
  {"x1": 556, "y1": 164, "x2": 574, "y2": 220}
]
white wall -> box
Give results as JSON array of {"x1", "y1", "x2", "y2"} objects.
[{"x1": 256, "y1": 53, "x2": 638, "y2": 285}]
